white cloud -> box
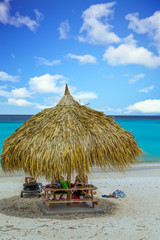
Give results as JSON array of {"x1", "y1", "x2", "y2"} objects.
[
  {"x1": 34, "y1": 103, "x2": 52, "y2": 110},
  {"x1": 8, "y1": 98, "x2": 32, "y2": 106},
  {"x1": 128, "y1": 73, "x2": 145, "y2": 84},
  {"x1": 35, "y1": 57, "x2": 61, "y2": 66},
  {"x1": 103, "y1": 35, "x2": 160, "y2": 68},
  {"x1": 58, "y1": 19, "x2": 70, "y2": 39},
  {"x1": 11, "y1": 88, "x2": 31, "y2": 98},
  {"x1": 138, "y1": 85, "x2": 155, "y2": 93},
  {"x1": 0, "y1": 85, "x2": 7, "y2": 89},
  {"x1": 0, "y1": 73, "x2": 98, "y2": 110},
  {"x1": 66, "y1": 53, "x2": 97, "y2": 64},
  {"x1": 0, "y1": 0, "x2": 43, "y2": 31},
  {"x1": 124, "y1": 73, "x2": 131, "y2": 77},
  {"x1": 73, "y1": 91, "x2": 97, "y2": 101},
  {"x1": 0, "y1": 71, "x2": 19, "y2": 82},
  {"x1": 44, "y1": 96, "x2": 61, "y2": 106},
  {"x1": 29, "y1": 73, "x2": 65, "y2": 93},
  {"x1": 106, "y1": 107, "x2": 123, "y2": 113},
  {"x1": 125, "y1": 99, "x2": 160, "y2": 113},
  {"x1": 0, "y1": 87, "x2": 32, "y2": 98},
  {"x1": 34, "y1": 9, "x2": 43, "y2": 22},
  {"x1": 0, "y1": 89, "x2": 10, "y2": 97},
  {"x1": 0, "y1": 0, "x2": 9, "y2": 24},
  {"x1": 78, "y1": 2, "x2": 120, "y2": 45},
  {"x1": 126, "y1": 11, "x2": 160, "y2": 53}
]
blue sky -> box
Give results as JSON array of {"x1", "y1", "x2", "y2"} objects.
[{"x1": 0, "y1": 0, "x2": 160, "y2": 115}]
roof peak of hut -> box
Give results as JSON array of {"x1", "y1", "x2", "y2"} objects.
[
  {"x1": 57, "y1": 84, "x2": 79, "y2": 106},
  {"x1": 64, "y1": 84, "x2": 70, "y2": 95}
]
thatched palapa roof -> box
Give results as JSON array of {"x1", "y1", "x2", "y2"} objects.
[{"x1": 1, "y1": 84, "x2": 142, "y2": 180}]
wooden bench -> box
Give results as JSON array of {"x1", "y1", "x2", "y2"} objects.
[
  {"x1": 41, "y1": 196, "x2": 99, "y2": 210},
  {"x1": 41, "y1": 186, "x2": 99, "y2": 211}
]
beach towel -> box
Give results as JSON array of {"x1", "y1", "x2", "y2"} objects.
[
  {"x1": 113, "y1": 189, "x2": 126, "y2": 198},
  {"x1": 102, "y1": 189, "x2": 126, "y2": 198}
]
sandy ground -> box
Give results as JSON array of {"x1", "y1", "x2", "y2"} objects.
[{"x1": 0, "y1": 164, "x2": 160, "y2": 240}]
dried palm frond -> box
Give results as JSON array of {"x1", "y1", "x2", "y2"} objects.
[{"x1": 1, "y1": 84, "x2": 142, "y2": 180}]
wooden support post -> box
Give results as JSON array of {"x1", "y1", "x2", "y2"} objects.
[{"x1": 67, "y1": 170, "x2": 71, "y2": 204}]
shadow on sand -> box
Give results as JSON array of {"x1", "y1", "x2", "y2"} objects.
[{"x1": 0, "y1": 195, "x2": 119, "y2": 220}]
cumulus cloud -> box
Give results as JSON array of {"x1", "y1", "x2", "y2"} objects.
[
  {"x1": 0, "y1": 87, "x2": 32, "y2": 99},
  {"x1": 0, "y1": 0, "x2": 43, "y2": 31},
  {"x1": 34, "y1": 9, "x2": 43, "y2": 22},
  {"x1": 103, "y1": 35, "x2": 160, "y2": 68},
  {"x1": 138, "y1": 85, "x2": 155, "y2": 93},
  {"x1": 8, "y1": 98, "x2": 32, "y2": 106},
  {"x1": 11, "y1": 88, "x2": 31, "y2": 98},
  {"x1": 0, "y1": 0, "x2": 9, "y2": 24},
  {"x1": 44, "y1": 96, "x2": 61, "y2": 106},
  {"x1": 128, "y1": 73, "x2": 145, "y2": 84},
  {"x1": 125, "y1": 99, "x2": 160, "y2": 113},
  {"x1": 66, "y1": 53, "x2": 97, "y2": 64},
  {"x1": 34, "y1": 103, "x2": 52, "y2": 110},
  {"x1": 58, "y1": 19, "x2": 70, "y2": 39},
  {"x1": 0, "y1": 89, "x2": 10, "y2": 97},
  {"x1": 73, "y1": 91, "x2": 97, "y2": 101},
  {"x1": 29, "y1": 73, "x2": 65, "y2": 93},
  {"x1": 0, "y1": 71, "x2": 19, "y2": 82},
  {"x1": 126, "y1": 11, "x2": 160, "y2": 53},
  {"x1": 35, "y1": 57, "x2": 61, "y2": 66},
  {"x1": 78, "y1": 2, "x2": 120, "y2": 45},
  {"x1": 0, "y1": 72, "x2": 98, "y2": 110},
  {"x1": 0, "y1": 85, "x2": 7, "y2": 89}
]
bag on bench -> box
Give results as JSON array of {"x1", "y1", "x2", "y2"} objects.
[{"x1": 23, "y1": 183, "x2": 39, "y2": 191}]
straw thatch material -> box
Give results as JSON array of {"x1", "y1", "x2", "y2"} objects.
[{"x1": 1, "y1": 85, "x2": 142, "y2": 180}]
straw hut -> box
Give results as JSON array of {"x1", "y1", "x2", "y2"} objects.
[{"x1": 1, "y1": 84, "x2": 142, "y2": 184}]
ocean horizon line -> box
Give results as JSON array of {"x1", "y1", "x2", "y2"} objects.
[
  {"x1": 0, "y1": 114, "x2": 160, "y2": 116},
  {"x1": 0, "y1": 114, "x2": 160, "y2": 122}
]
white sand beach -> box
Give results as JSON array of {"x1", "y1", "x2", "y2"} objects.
[{"x1": 0, "y1": 163, "x2": 160, "y2": 240}]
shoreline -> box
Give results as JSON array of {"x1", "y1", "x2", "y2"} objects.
[
  {"x1": 1, "y1": 161, "x2": 160, "y2": 170},
  {"x1": 1, "y1": 162, "x2": 160, "y2": 178}
]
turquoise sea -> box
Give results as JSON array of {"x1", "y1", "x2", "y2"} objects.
[
  {"x1": 0, "y1": 115, "x2": 160, "y2": 166},
  {"x1": 116, "y1": 117, "x2": 160, "y2": 162}
]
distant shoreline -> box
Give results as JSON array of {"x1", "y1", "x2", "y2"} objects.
[{"x1": 0, "y1": 114, "x2": 160, "y2": 122}]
